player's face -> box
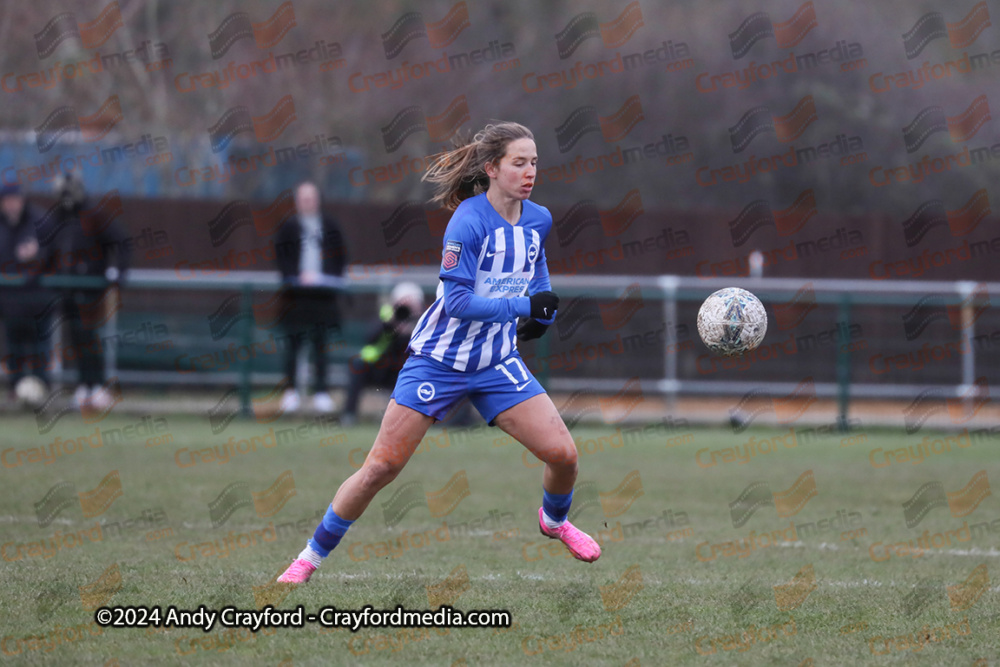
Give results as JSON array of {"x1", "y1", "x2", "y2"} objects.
[{"x1": 489, "y1": 138, "x2": 537, "y2": 201}]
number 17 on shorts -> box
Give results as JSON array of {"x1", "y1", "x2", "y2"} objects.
[
  {"x1": 495, "y1": 357, "x2": 533, "y2": 392},
  {"x1": 465, "y1": 353, "x2": 546, "y2": 424}
]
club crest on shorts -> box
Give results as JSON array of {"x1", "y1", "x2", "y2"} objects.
[
  {"x1": 417, "y1": 382, "x2": 436, "y2": 402},
  {"x1": 442, "y1": 240, "x2": 462, "y2": 271}
]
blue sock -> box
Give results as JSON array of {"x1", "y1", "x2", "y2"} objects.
[
  {"x1": 542, "y1": 488, "x2": 573, "y2": 524},
  {"x1": 308, "y1": 506, "x2": 355, "y2": 557}
]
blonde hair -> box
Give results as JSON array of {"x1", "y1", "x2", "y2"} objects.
[{"x1": 422, "y1": 122, "x2": 534, "y2": 210}]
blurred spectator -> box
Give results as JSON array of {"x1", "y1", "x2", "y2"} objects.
[
  {"x1": 0, "y1": 183, "x2": 53, "y2": 401},
  {"x1": 49, "y1": 173, "x2": 130, "y2": 410},
  {"x1": 748, "y1": 249, "x2": 764, "y2": 278},
  {"x1": 341, "y1": 282, "x2": 424, "y2": 425},
  {"x1": 275, "y1": 181, "x2": 348, "y2": 413}
]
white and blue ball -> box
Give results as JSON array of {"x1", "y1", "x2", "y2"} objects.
[{"x1": 696, "y1": 287, "x2": 767, "y2": 356}]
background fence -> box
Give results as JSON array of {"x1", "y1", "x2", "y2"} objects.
[{"x1": 4, "y1": 270, "x2": 993, "y2": 428}]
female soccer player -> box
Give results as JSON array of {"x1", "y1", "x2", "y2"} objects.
[{"x1": 277, "y1": 122, "x2": 600, "y2": 583}]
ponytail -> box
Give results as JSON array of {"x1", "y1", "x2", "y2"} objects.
[{"x1": 423, "y1": 122, "x2": 534, "y2": 210}]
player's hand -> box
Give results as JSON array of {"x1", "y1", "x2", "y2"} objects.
[
  {"x1": 529, "y1": 291, "x2": 559, "y2": 321},
  {"x1": 517, "y1": 318, "x2": 550, "y2": 341}
]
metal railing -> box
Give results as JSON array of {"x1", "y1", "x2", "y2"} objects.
[{"x1": 2, "y1": 269, "x2": 994, "y2": 426}]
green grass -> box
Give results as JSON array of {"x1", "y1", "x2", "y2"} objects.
[{"x1": 1, "y1": 413, "x2": 998, "y2": 666}]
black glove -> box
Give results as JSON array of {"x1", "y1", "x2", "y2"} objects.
[
  {"x1": 528, "y1": 291, "x2": 559, "y2": 321},
  {"x1": 517, "y1": 318, "x2": 550, "y2": 342}
]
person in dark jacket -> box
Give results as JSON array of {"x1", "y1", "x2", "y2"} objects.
[
  {"x1": 274, "y1": 181, "x2": 348, "y2": 413},
  {"x1": 47, "y1": 173, "x2": 131, "y2": 409},
  {"x1": 0, "y1": 183, "x2": 53, "y2": 400}
]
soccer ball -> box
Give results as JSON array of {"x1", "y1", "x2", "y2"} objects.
[
  {"x1": 697, "y1": 288, "x2": 767, "y2": 356},
  {"x1": 15, "y1": 375, "x2": 48, "y2": 408}
]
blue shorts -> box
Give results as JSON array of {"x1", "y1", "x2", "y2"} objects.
[{"x1": 391, "y1": 352, "x2": 546, "y2": 425}]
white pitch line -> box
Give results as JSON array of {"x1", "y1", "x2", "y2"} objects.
[
  {"x1": 0, "y1": 515, "x2": 77, "y2": 526},
  {"x1": 7, "y1": 514, "x2": 999, "y2": 561},
  {"x1": 243, "y1": 570, "x2": 1000, "y2": 594}
]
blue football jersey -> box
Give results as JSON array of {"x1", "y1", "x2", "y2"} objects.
[{"x1": 408, "y1": 193, "x2": 553, "y2": 371}]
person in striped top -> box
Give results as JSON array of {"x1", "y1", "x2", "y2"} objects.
[{"x1": 277, "y1": 122, "x2": 600, "y2": 584}]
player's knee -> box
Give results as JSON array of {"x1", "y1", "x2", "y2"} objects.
[
  {"x1": 548, "y1": 447, "x2": 578, "y2": 471},
  {"x1": 561, "y1": 434, "x2": 579, "y2": 466},
  {"x1": 361, "y1": 459, "x2": 403, "y2": 490}
]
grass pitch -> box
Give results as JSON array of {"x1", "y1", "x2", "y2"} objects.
[{"x1": 1, "y1": 412, "x2": 998, "y2": 666}]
